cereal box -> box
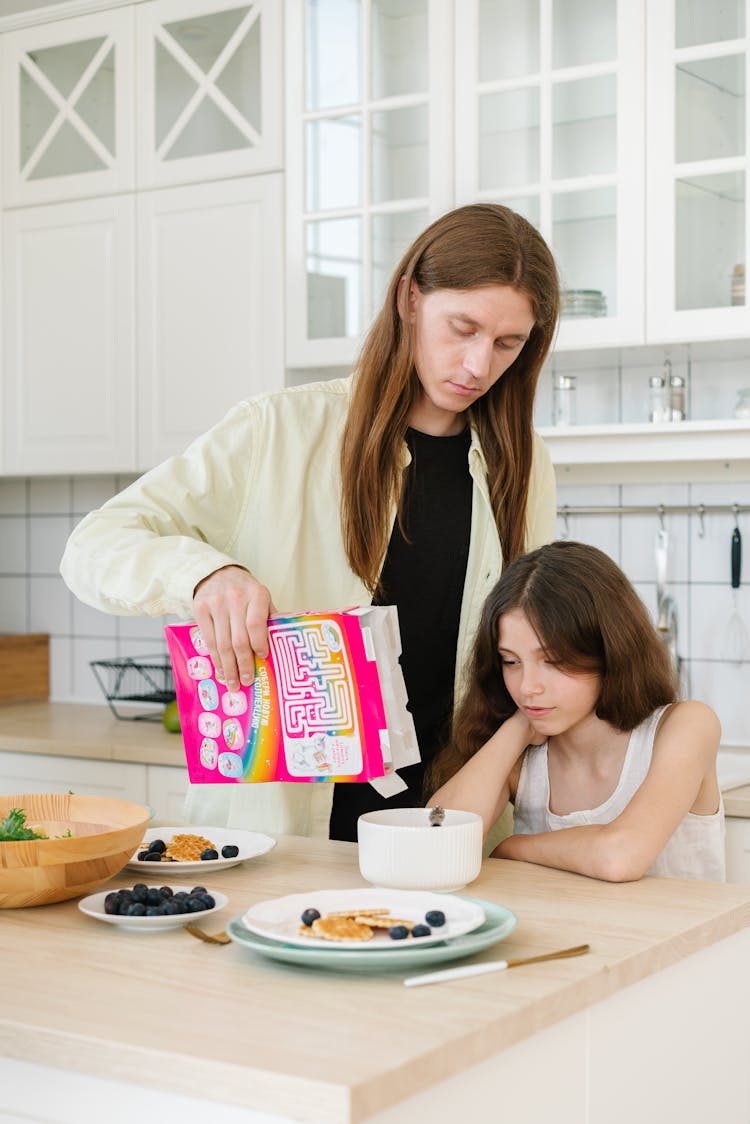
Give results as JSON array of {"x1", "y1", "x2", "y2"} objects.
[{"x1": 165, "y1": 606, "x2": 419, "y2": 787}]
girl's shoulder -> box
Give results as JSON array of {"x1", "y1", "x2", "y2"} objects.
[{"x1": 654, "y1": 700, "x2": 721, "y2": 749}]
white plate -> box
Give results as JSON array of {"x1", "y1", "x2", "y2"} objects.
[
  {"x1": 242, "y1": 888, "x2": 486, "y2": 951},
  {"x1": 228, "y1": 898, "x2": 517, "y2": 973},
  {"x1": 126, "y1": 826, "x2": 276, "y2": 873},
  {"x1": 78, "y1": 886, "x2": 228, "y2": 932}
]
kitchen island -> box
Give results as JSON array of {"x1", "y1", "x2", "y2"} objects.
[{"x1": 1, "y1": 834, "x2": 750, "y2": 1124}]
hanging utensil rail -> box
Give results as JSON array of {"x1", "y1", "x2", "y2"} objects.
[{"x1": 557, "y1": 503, "x2": 749, "y2": 517}]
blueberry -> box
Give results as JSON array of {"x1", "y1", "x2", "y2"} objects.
[
  {"x1": 300, "y1": 908, "x2": 321, "y2": 927},
  {"x1": 126, "y1": 902, "x2": 146, "y2": 916},
  {"x1": 425, "y1": 910, "x2": 446, "y2": 927},
  {"x1": 162, "y1": 900, "x2": 181, "y2": 915},
  {"x1": 389, "y1": 925, "x2": 409, "y2": 940},
  {"x1": 148, "y1": 839, "x2": 166, "y2": 853},
  {"x1": 137, "y1": 851, "x2": 150, "y2": 861},
  {"x1": 144, "y1": 906, "x2": 162, "y2": 916},
  {"x1": 142, "y1": 851, "x2": 162, "y2": 862},
  {"x1": 411, "y1": 924, "x2": 432, "y2": 938},
  {"x1": 190, "y1": 886, "x2": 207, "y2": 896},
  {"x1": 173, "y1": 891, "x2": 189, "y2": 903},
  {"x1": 200, "y1": 848, "x2": 219, "y2": 861},
  {"x1": 199, "y1": 894, "x2": 216, "y2": 909},
  {"x1": 131, "y1": 884, "x2": 148, "y2": 903},
  {"x1": 159, "y1": 886, "x2": 174, "y2": 898},
  {"x1": 221, "y1": 844, "x2": 239, "y2": 858},
  {"x1": 185, "y1": 896, "x2": 207, "y2": 912},
  {"x1": 103, "y1": 892, "x2": 120, "y2": 915},
  {"x1": 145, "y1": 887, "x2": 163, "y2": 906}
]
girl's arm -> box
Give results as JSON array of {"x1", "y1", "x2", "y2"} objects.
[
  {"x1": 429, "y1": 710, "x2": 536, "y2": 842},
  {"x1": 494, "y1": 700, "x2": 721, "y2": 881}
]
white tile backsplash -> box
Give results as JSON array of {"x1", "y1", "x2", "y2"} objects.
[
  {"x1": 49, "y1": 635, "x2": 73, "y2": 700},
  {"x1": 72, "y1": 476, "x2": 118, "y2": 515},
  {"x1": 28, "y1": 516, "x2": 73, "y2": 574},
  {"x1": 0, "y1": 576, "x2": 28, "y2": 632},
  {"x1": 28, "y1": 575, "x2": 73, "y2": 635},
  {"x1": 689, "y1": 583, "x2": 750, "y2": 662},
  {"x1": 117, "y1": 613, "x2": 173, "y2": 642},
  {"x1": 689, "y1": 661, "x2": 750, "y2": 744},
  {"x1": 72, "y1": 596, "x2": 120, "y2": 640},
  {"x1": 0, "y1": 480, "x2": 27, "y2": 515},
  {"x1": 73, "y1": 636, "x2": 119, "y2": 703},
  {"x1": 0, "y1": 517, "x2": 28, "y2": 573},
  {"x1": 28, "y1": 478, "x2": 71, "y2": 514}
]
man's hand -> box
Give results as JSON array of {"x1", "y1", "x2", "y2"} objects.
[{"x1": 193, "y1": 566, "x2": 275, "y2": 690}]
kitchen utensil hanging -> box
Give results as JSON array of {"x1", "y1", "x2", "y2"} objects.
[
  {"x1": 655, "y1": 517, "x2": 680, "y2": 681},
  {"x1": 722, "y1": 515, "x2": 748, "y2": 664}
]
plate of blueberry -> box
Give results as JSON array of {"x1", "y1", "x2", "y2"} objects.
[
  {"x1": 78, "y1": 883, "x2": 229, "y2": 931},
  {"x1": 126, "y1": 825, "x2": 276, "y2": 873}
]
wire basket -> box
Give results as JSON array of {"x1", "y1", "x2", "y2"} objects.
[{"x1": 90, "y1": 655, "x2": 175, "y2": 721}]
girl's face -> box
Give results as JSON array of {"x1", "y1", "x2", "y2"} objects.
[
  {"x1": 497, "y1": 608, "x2": 601, "y2": 738},
  {"x1": 404, "y1": 282, "x2": 535, "y2": 436}
]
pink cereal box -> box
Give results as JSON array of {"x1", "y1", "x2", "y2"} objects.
[{"x1": 165, "y1": 606, "x2": 419, "y2": 785}]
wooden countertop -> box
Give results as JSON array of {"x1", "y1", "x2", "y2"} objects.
[
  {"x1": 1, "y1": 834, "x2": 749, "y2": 1123},
  {"x1": 0, "y1": 700, "x2": 183, "y2": 768}
]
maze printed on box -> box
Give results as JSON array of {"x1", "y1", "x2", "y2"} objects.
[{"x1": 269, "y1": 620, "x2": 356, "y2": 737}]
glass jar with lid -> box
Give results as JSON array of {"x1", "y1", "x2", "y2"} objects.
[{"x1": 552, "y1": 372, "x2": 576, "y2": 426}]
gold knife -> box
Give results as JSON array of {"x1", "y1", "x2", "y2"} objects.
[{"x1": 403, "y1": 943, "x2": 590, "y2": 987}]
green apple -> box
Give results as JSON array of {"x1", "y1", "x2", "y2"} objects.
[{"x1": 162, "y1": 699, "x2": 181, "y2": 733}]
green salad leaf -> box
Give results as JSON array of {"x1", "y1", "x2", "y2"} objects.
[{"x1": 0, "y1": 807, "x2": 48, "y2": 842}]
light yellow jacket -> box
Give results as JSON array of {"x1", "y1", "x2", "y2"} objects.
[{"x1": 61, "y1": 376, "x2": 556, "y2": 838}]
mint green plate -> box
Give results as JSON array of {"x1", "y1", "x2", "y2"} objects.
[{"x1": 226, "y1": 896, "x2": 517, "y2": 973}]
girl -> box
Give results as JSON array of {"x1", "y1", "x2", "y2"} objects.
[
  {"x1": 61, "y1": 203, "x2": 560, "y2": 841},
  {"x1": 428, "y1": 541, "x2": 725, "y2": 881}
]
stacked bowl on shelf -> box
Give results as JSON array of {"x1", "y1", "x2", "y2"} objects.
[{"x1": 561, "y1": 289, "x2": 607, "y2": 318}]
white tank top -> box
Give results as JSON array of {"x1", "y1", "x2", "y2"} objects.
[{"x1": 512, "y1": 706, "x2": 726, "y2": 881}]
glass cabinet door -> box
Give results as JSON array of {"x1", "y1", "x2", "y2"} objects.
[
  {"x1": 285, "y1": 0, "x2": 453, "y2": 367},
  {"x1": 1, "y1": 8, "x2": 135, "y2": 206},
  {"x1": 135, "y1": 0, "x2": 282, "y2": 188},
  {"x1": 647, "y1": 0, "x2": 750, "y2": 341},
  {"x1": 455, "y1": 0, "x2": 645, "y2": 350}
]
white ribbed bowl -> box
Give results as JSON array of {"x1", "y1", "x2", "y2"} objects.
[{"x1": 357, "y1": 808, "x2": 483, "y2": 892}]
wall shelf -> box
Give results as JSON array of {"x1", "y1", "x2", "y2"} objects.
[{"x1": 539, "y1": 418, "x2": 750, "y2": 467}]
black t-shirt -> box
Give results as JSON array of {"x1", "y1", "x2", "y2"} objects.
[{"x1": 328, "y1": 426, "x2": 473, "y2": 842}]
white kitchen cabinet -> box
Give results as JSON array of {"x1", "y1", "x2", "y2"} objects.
[
  {"x1": 0, "y1": 750, "x2": 190, "y2": 824},
  {"x1": 284, "y1": 1, "x2": 750, "y2": 367},
  {"x1": 1, "y1": 7, "x2": 135, "y2": 207},
  {"x1": 146, "y1": 763, "x2": 189, "y2": 824},
  {"x1": 646, "y1": 0, "x2": 750, "y2": 343},
  {"x1": 284, "y1": 0, "x2": 454, "y2": 367},
  {"x1": 2, "y1": 194, "x2": 137, "y2": 475},
  {"x1": 455, "y1": 0, "x2": 646, "y2": 351},
  {"x1": 136, "y1": 173, "x2": 284, "y2": 467},
  {"x1": 0, "y1": 750, "x2": 148, "y2": 805},
  {"x1": 726, "y1": 815, "x2": 750, "y2": 882},
  {"x1": 135, "y1": 0, "x2": 282, "y2": 190},
  {"x1": 285, "y1": 0, "x2": 645, "y2": 365}
]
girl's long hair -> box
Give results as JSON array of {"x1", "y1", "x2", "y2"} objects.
[
  {"x1": 427, "y1": 540, "x2": 679, "y2": 793},
  {"x1": 340, "y1": 203, "x2": 560, "y2": 591}
]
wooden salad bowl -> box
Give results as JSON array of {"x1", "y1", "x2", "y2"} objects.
[{"x1": 0, "y1": 792, "x2": 150, "y2": 908}]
